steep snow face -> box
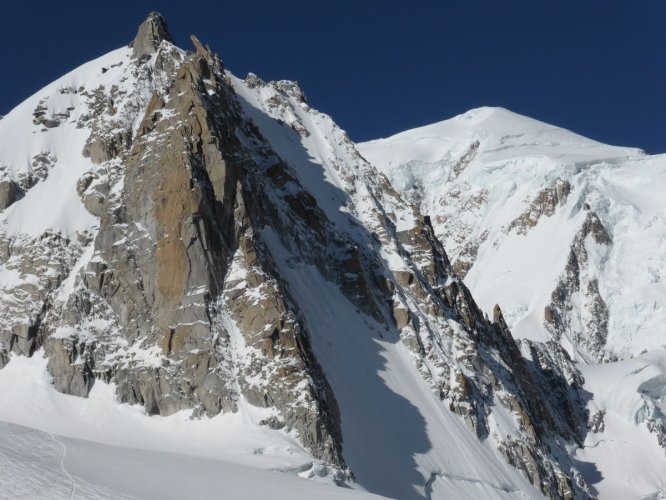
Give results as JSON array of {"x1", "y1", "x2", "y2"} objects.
[
  {"x1": 0, "y1": 42, "x2": 183, "y2": 238},
  {"x1": 0, "y1": 47, "x2": 127, "y2": 238},
  {"x1": 358, "y1": 107, "x2": 666, "y2": 362}
]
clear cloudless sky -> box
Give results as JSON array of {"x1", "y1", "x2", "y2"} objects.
[{"x1": 2, "y1": 0, "x2": 665, "y2": 152}]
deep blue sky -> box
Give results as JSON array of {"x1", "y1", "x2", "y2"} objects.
[{"x1": 3, "y1": 1, "x2": 665, "y2": 152}]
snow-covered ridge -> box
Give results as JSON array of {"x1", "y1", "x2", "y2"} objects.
[{"x1": 361, "y1": 106, "x2": 641, "y2": 167}]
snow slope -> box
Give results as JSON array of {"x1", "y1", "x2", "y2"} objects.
[
  {"x1": 0, "y1": 48, "x2": 126, "y2": 238},
  {"x1": 358, "y1": 107, "x2": 666, "y2": 361},
  {"x1": 0, "y1": 42, "x2": 171, "y2": 238},
  {"x1": 260, "y1": 230, "x2": 538, "y2": 500}
]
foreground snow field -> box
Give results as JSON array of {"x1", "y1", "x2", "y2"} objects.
[
  {"x1": 2, "y1": 353, "x2": 665, "y2": 499},
  {"x1": 4, "y1": 350, "x2": 665, "y2": 500},
  {"x1": 0, "y1": 354, "x2": 540, "y2": 500},
  {"x1": 0, "y1": 422, "x2": 386, "y2": 500},
  {"x1": 0, "y1": 355, "x2": 386, "y2": 500}
]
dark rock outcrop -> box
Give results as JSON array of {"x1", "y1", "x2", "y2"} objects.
[
  {"x1": 546, "y1": 212, "x2": 612, "y2": 362},
  {"x1": 508, "y1": 178, "x2": 572, "y2": 235},
  {"x1": 0, "y1": 179, "x2": 18, "y2": 211}
]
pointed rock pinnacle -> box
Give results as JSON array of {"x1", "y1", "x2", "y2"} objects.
[{"x1": 129, "y1": 11, "x2": 173, "y2": 59}]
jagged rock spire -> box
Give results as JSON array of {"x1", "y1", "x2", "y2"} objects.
[{"x1": 129, "y1": 11, "x2": 173, "y2": 59}]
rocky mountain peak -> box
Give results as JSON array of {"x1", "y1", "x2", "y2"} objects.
[
  {"x1": 129, "y1": 11, "x2": 173, "y2": 59},
  {"x1": 3, "y1": 12, "x2": 665, "y2": 499}
]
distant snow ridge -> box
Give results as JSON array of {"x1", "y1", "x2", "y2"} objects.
[
  {"x1": 359, "y1": 106, "x2": 666, "y2": 363},
  {"x1": 0, "y1": 12, "x2": 665, "y2": 500}
]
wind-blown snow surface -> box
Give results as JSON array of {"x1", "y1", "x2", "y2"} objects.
[
  {"x1": 358, "y1": 107, "x2": 666, "y2": 361},
  {"x1": 0, "y1": 422, "x2": 383, "y2": 500}
]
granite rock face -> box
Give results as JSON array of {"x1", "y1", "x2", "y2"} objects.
[
  {"x1": 508, "y1": 178, "x2": 572, "y2": 235},
  {"x1": 46, "y1": 28, "x2": 345, "y2": 466},
  {"x1": 0, "y1": 14, "x2": 604, "y2": 498}
]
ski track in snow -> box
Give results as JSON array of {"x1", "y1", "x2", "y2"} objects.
[
  {"x1": 0, "y1": 422, "x2": 385, "y2": 500},
  {"x1": 48, "y1": 431, "x2": 77, "y2": 500}
]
